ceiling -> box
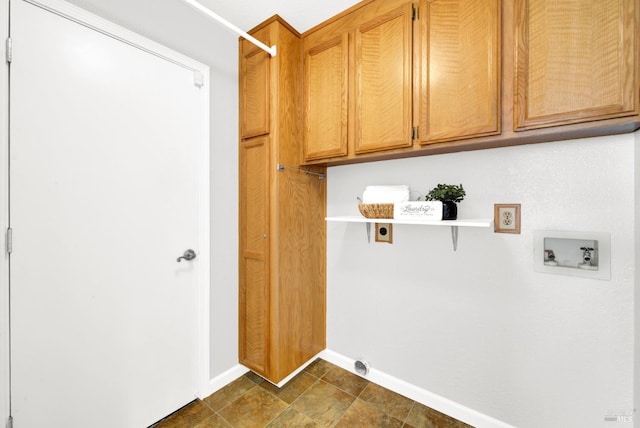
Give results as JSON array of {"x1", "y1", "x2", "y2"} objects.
[
  {"x1": 62, "y1": 0, "x2": 361, "y2": 66},
  {"x1": 189, "y1": 0, "x2": 362, "y2": 33}
]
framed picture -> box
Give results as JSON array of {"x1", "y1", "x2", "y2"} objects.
[{"x1": 494, "y1": 204, "x2": 521, "y2": 234}]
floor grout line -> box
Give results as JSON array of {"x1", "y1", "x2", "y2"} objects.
[{"x1": 158, "y1": 359, "x2": 472, "y2": 428}]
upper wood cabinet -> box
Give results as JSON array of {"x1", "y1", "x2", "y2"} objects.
[
  {"x1": 418, "y1": 0, "x2": 501, "y2": 144},
  {"x1": 299, "y1": 0, "x2": 639, "y2": 165},
  {"x1": 240, "y1": 27, "x2": 270, "y2": 139},
  {"x1": 304, "y1": 34, "x2": 349, "y2": 160},
  {"x1": 302, "y1": 0, "x2": 502, "y2": 163},
  {"x1": 355, "y1": 3, "x2": 414, "y2": 153},
  {"x1": 303, "y1": 0, "x2": 416, "y2": 162},
  {"x1": 514, "y1": 0, "x2": 638, "y2": 130}
]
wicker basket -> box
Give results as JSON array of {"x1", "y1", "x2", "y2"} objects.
[{"x1": 358, "y1": 203, "x2": 394, "y2": 219}]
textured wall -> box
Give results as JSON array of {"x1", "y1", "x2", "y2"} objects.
[{"x1": 327, "y1": 134, "x2": 635, "y2": 427}]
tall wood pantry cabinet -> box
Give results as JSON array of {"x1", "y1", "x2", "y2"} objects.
[{"x1": 238, "y1": 16, "x2": 327, "y2": 384}]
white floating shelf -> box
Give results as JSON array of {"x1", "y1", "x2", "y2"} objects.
[
  {"x1": 325, "y1": 216, "x2": 493, "y2": 250},
  {"x1": 326, "y1": 216, "x2": 492, "y2": 227}
]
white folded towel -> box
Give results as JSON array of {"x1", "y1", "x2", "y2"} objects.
[{"x1": 362, "y1": 185, "x2": 410, "y2": 204}]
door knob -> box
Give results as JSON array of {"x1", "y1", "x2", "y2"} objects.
[{"x1": 177, "y1": 249, "x2": 197, "y2": 262}]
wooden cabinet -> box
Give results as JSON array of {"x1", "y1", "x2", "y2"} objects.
[
  {"x1": 514, "y1": 0, "x2": 638, "y2": 130},
  {"x1": 240, "y1": 26, "x2": 270, "y2": 139},
  {"x1": 303, "y1": 0, "x2": 501, "y2": 163},
  {"x1": 238, "y1": 17, "x2": 326, "y2": 384},
  {"x1": 303, "y1": 0, "x2": 416, "y2": 162},
  {"x1": 304, "y1": 34, "x2": 348, "y2": 160},
  {"x1": 238, "y1": 136, "x2": 269, "y2": 375},
  {"x1": 418, "y1": 0, "x2": 501, "y2": 144},
  {"x1": 299, "y1": 0, "x2": 639, "y2": 166},
  {"x1": 355, "y1": 3, "x2": 414, "y2": 153}
]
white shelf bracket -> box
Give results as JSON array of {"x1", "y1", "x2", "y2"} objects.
[
  {"x1": 365, "y1": 223, "x2": 371, "y2": 243},
  {"x1": 451, "y1": 226, "x2": 459, "y2": 251}
]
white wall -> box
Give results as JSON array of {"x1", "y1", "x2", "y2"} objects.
[{"x1": 327, "y1": 134, "x2": 635, "y2": 428}]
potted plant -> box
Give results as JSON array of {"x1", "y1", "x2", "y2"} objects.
[{"x1": 425, "y1": 183, "x2": 465, "y2": 220}]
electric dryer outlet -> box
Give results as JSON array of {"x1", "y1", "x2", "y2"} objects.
[{"x1": 375, "y1": 223, "x2": 393, "y2": 244}]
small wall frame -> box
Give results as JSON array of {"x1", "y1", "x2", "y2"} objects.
[{"x1": 494, "y1": 204, "x2": 521, "y2": 234}]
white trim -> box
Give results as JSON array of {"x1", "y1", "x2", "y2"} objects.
[
  {"x1": 7, "y1": 0, "x2": 212, "y2": 411},
  {"x1": 203, "y1": 364, "x2": 250, "y2": 398},
  {"x1": 202, "y1": 354, "x2": 321, "y2": 396},
  {"x1": 318, "y1": 350, "x2": 515, "y2": 428},
  {"x1": 196, "y1": 68, "x2": 211, "y2": 397},
  {"x1": 21, "y1": 0, "x2": 206, "y2": 72},
  {"x1": 0, "y1": 0, "x2": 9, "y2": 423},
  {"x1": 266, "y1": 353, "x2": 322, "y2": 388}
]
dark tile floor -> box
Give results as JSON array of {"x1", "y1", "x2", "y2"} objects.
[{"x1": 152, "y1": 359, "x2": 473, "y2": 428}]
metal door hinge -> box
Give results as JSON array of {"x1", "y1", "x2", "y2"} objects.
[
  {"x1": 5, "y1": 37, "x2": 12, "y2": 63},
  {"x1": 6, "y1": 228, "x2": 12, "y2": 254},
  {"x1": 412, "y1": 126, "x2": 419, "y2": 140},
  {"x1": 412, "y1": 6, "x2": 418, "y2": 20}
]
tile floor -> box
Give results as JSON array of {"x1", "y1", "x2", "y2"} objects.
[{"x1": 151, "y1": 359, "x2": 473, "y2": 428}]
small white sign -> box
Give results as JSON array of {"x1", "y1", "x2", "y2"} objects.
[{"x1": 394, "y1": 201, "x2": 443, "y2": 220}]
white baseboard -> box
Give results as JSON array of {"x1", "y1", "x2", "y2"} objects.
[
  {"x1": 318, "y1": 349, "x2": 515, "y2": 428},
  {"x1": 201, "y1": 364, "x2": 249, "y2": 398},
  {"x1": 202, "y1": 350, "x2": 514, "y2": 428}
]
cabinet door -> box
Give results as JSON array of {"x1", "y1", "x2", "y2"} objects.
[
  {"x1": 355, "y1": 3, "x2": 414, "y2": 154},
  {"x1": 420, "y1": 0, "x2": 501, "y2": 144},
  {"x1": 240, "y1": 47, "x2": 270, "y2": 139},
  {"x1": 514, "y1": 0, "x2": 638, "y2": 130},
  {"x1": 238, "y1": 136, "x2": 269, "y2": 374},
  {"x1": 304, "y1": 34, "x2": 349, "y2": 161}
]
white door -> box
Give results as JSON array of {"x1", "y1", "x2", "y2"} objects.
[{"x1": 9, "y1": 1, "x2": 208, "y2": 426}]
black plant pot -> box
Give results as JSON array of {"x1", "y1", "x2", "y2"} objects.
[{"x1": 442, "y1": 201, "x2": 457, "y2": 220}]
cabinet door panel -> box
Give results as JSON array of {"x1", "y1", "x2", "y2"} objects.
[
  {"x1": 514, "y1": 0, "x2": 637, "y2": 130},
  {"x1": 238, "y1": 137, "x2": 269, "y2": 374},
  {"x1": 420, "y1": 0, "x2": 501, "y2": 143},
  {"x1": 304, "y1": 34, "x2": 349, "y2": 160},
  {"x1": 240, "y1": 49, "x2": 270, "y2": 139},
  {"x1": 355, "y1": 3, "x2": 413, "y2": 154}
]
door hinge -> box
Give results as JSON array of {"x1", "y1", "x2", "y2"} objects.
[
  {"x1": 412, "y1": 6, "x2": 418, "y2": 20},
  {"x1": 412, "y1": 126, "x2": 419, "y2": 140},
  {"x1": 6, "y1": 228, "x2": 12, "y2": 254},
  {"x1": 7, "y1": 415, "x2": 13, "y2": 428},
  {"x1": 5, "y1": 37, "x2": 12, "y2": 64}
]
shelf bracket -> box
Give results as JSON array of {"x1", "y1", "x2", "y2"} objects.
[
  {"x1": 365, "y1": 222, "x2": 371, "y2": 243},
  {"x1": 451, "y1": 226, "x2": 459, "y2": 251}
]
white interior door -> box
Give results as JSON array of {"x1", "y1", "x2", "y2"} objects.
[{"x1": 9, "y1": 1, "x2": 208, "y2": 426}]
